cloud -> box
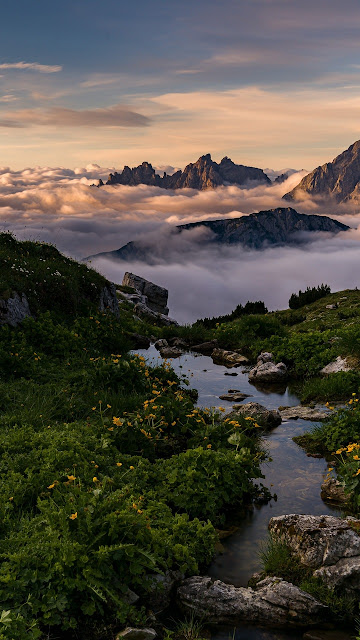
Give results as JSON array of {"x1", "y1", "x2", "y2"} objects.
[
  {"x1": 0, "y1": 164, "x2": 360, "y2": 323},
  {"x1": 0, "y1": 62, "x2": 62, "y2": 73},
  {"x1": 0, "y1": 104, "x2": 151, "y2": 129}
]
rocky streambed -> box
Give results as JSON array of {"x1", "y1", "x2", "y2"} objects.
[{"x1": 133, "y1": 345, "x2": 354, "y2": 640}]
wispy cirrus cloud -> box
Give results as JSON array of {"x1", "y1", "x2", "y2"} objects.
[
  {"x1": 0, "y1": 104, "x2": 151, "y2": 128},
  {"x1": 0, "y1": 61, "x2": 62, "y2": 73}
]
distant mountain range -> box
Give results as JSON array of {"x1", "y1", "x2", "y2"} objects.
[
  {"x1": 88, "y1": 207, "x2": 349, "y2": 264},
  {"x1": 95, "y1": 153, "x2": 271, "y2": 190},
  {"x1": 283, "y1": 140, "x2": 360, "y2": 203}
]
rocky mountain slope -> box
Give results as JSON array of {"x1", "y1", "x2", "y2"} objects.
[
  {"x1": 283, "y1": 139, "x2": 360, "y2": 202},
  {"x1": 89, "y1": 207, "x2": 349, "y2": 263},
  {"x1": 98, "y1": 154, "x2": 271, "y2": 190}
]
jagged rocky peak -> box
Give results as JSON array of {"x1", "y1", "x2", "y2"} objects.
[
  {"x1": 103, "y1": 154, "x2": 271, "y2": 190},
  {"x1": 284, "y1": 139, "x2": 360, "y2": 203}
]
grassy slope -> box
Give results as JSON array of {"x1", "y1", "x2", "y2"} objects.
[{"x1": 0, "y1": 234, "x2": 266, "y2": 640}]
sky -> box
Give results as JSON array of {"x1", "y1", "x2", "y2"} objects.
[{"x1": 2, "y1": 0, "x2": 360, "y2": 170}]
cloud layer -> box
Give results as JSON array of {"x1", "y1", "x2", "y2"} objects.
[{"x1": 1, "y1": 164, "x2": 360, "y2": 322}]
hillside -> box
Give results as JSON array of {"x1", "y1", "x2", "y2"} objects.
[
  {"x1": 89, "y1": 207, "x2": 349, "y2": 263},
  {"x1": 283, "y1": 139, "x2": 360, "y2": 202},
  {"x1": 98, "y1": 153, "x2": 271, "y2": 190}
]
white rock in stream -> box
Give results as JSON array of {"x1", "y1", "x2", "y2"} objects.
[{"x1": 177, "y1": 575, "x2": 327, "y2": 627}]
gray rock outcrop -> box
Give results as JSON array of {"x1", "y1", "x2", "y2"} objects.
[
  {"x1": 229, "y1": 402, "x2": 282, "y2": 429},
  {"x1": 269, "y1": 514, "x2": 360, "y2": 595},
  {"x1": 320, "y1": 356, "x2": 352, "y2": 375},
  {"x1": 176, "y1": 575, "x2": 327, "y2": 627},
  {"x1": 122, "y1": 273, "x2": 169, "y2": 315},
  {"x1": 283, "y1": 139, "x2": 360, "y2": 203},
  {"x1": 99, "y1": 283, "x2": 120, "y2": 317},
  {"x1": 134, "y1": 303, "x2": 178, "y2": 327},
  {"x1": 0, "y1": 291, "x2": 31, "y2": 327}
]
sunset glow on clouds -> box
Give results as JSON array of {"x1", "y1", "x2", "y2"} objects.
[{"x1": 1, "y1": 0, "x2": 360, "y2": 169}]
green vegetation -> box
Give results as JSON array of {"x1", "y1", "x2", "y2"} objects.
[
  {"x1": 195, "y1": 300, "x2": 268, "y2": 329},
  {"x1": 288, "y1": 284, "x2": 331, "y2": 309},
  {"x1": 260, "y1": 536, "x2": 356, "y2": 622},
  {"x1": 0, "y1": 234, "x2": 268, "y2": 640}
]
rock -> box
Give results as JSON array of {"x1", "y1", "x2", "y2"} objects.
[
  {"x1": 229, "y1": 402, "x2": 282, "y2": 429},
  {"x1": 154, "y1": 339, "x2": 169, "y2": 351},
  {"x1": 303, "y1": 631, "x2": 354, "y2": 640},
  {"x1": 224, "y1": 372, "x2": 238, "y2": 376},
  {"x1": 320, "y1": 478, "x2": 348, "y2": 504},
  {"x1": 147, "y1": 570, "x2": 183, "y2": 611},
  {"x1": 123, "y1": 589, "x2": 139, "y2": 605},
  {"x1": 177, "y1": 575, "x2": 327, "y2": 627},
  {"x1": 168, "y1": 337, "x2": 188, "y2": 349},
  {"x1": 219, "y1": 392, "x2": 251, "y2": 402},
  {"x1": 257, "y1": 351, "x2": 274, "y2": 364},
  {"x1": 320, "y1": 356, "x2": 352, "y2": 375},
  {"x1": 128, "y1": 333, "x2": 151, "y2": 349},
  {"x1": 116, "y1": 629, "x2": 157, "y2": 640},
  {"x1": 279, "y1": 406, "x2": 329, "y2": 421},
  {"x1": 122, "y1": 272, "x2": 169, "y2": 315},
  {"x1": 99, "y1": 283, "x2": 120, "y2": 317},
  {"x1": 211, "y1": 348, "x2": 249, "y2": 367},
  {"x1": 249, "y1": 361, "x2": 288, "y2": 383},
  {"x1": 269, "y1": 514, "x2": 360, "y2": 595},
  {"x1": 191, "y1": 340, "x2": 218, "y2": 355},
  {"x1": 158, "y1": 347, "x2": 184, "y2": 359},
  {"x1": 0, "y1": 291, "x2": 31, "y2": 327},
  {"x1": 325, "y1": 304, "x2": 337, "y2": 310},
  {"x1": 134, "y1": 303, "x2": 178, "y2": 327}
]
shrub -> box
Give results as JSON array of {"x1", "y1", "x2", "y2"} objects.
[{"x1": 289, "y1": 284, "x2": 331, "y2": 309}]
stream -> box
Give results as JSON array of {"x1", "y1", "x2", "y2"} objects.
[{"x1": 134, "y1": 345, "x2": 341, "y2": 640}]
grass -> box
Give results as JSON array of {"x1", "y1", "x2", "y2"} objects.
[{"x1": 299, "y1": 371, "x2": 360, "y2": 403}]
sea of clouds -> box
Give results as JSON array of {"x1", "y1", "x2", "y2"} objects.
[{"x1": 1, "y1": 164, "x2": 360, "y2": 323}]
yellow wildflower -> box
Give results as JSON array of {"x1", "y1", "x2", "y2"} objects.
[
  {"x1": 67, "y1": 475, "x2": 76, "y2": 482},
  {"x1": 116, "y1": 462, "x2": 122, "y2": 467},
  {"x1": 129, "y1": 465, "x2": 134, "y2": 470},
  {"x1": 93, "y1": 477, "x2": 98, "y2": 482},
  {"x1": 47, "y1": 483, "x2": 56, "y2": 489},
  {"x1": 69, "y1": 512, "x2": 78, "y2": 520},
  {"x1": 207, "y1": 444, "x2": 212, "y2": 449}
]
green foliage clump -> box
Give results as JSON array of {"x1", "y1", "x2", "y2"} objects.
[
  {"x1": 0, "y1": 290, "x2": 266, "y2": 638},
  {"x1": 195, "y1": 300, "x2": 268, "y2": 329},
  {"x1": 300, "y1": 372, "x2": 360, "y2": 403},
  {"x1": 289, "y1": 284, "x2": 331, "y2": 309}
]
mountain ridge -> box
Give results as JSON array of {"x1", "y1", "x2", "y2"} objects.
[
  {"x1": 96, "y1": 153, "x2": 271, "y2": 190},
  {"x1": 88, "y1": 207, "x2": 349, "y2": 263}
]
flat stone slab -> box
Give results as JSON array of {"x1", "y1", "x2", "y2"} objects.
[
  {"x1": 219, "y1": 392, "x2": 251, "y2": 402},
  {"x1": 117, "y1": 628, "x2": 157, "y2": 640},
  {"x1": 279, "y1": 405, "x2": 329, "y2": 421}
]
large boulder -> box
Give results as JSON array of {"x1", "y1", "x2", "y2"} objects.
[
  {"x1": 191, "y1": 340, "x2": 218, "y2": 355},
  {"x1": 269, "y1": 514, "x2": 360, "y2": 595},
  {"x1": 320, "y1": 478, "x2": 348, "y2": 504},
  {"x1": 134, "y1": 303, "x2": 178, "y2": 327},
  {"x1": 229, "y1": 402, "x2": 282, "y2": 429},
  {"x1": 122, "y1": 273, "x2": 169, "y2": 315},
  {"x1": 249, "y1": 361, "x2": 288, "y2": 383},
  {"x1": 0, "y1": 291, "x2": 31, "y2": 327},
  {"x1": 320, "y1": 356, "x2": 352, "y2": 375},
  {"x1": 211, "y1": 348, "x2": 249, "y2": 367},
  {"x1": 177, "y1": 575, "x2": 327, "y2": 627}
]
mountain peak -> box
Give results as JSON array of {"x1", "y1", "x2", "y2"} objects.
[
  {"x1": 283, "y1": 139, "x2": 360, "y2": 203},
  {"x1": 103, "y1": 155, "x2": 270, "y2": 190}
]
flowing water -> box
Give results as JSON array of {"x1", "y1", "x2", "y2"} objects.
[{"x1": 134, "y1": 346, "x2": 341, "y2": 640}]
